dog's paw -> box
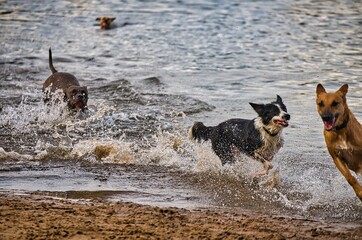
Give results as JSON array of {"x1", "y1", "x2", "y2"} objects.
[{"x1": 260, "y1": 169, "x2": 280, "y2": 189}]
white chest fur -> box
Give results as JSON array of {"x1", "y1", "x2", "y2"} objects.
[{"x1": 254, "y1": 118, "x2": 284, "y2": 162}]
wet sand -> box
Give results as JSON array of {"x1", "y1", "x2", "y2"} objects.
[{"x1": 0, "y1": 194, "x2": 361, "y2": 240}]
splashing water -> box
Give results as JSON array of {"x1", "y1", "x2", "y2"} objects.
[
  {"x1": 0, "y1": 91, "x2": 68, "y2": 132},
  {"x1": 0, "y1": 0, "x2": 361, "y2": 222}
]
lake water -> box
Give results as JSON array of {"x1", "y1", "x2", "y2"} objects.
[{"x1": 0, "y1": 0, "x2": 361, "y2": 221}]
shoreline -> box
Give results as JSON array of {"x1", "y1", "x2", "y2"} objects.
[{"x1": 0, "y1": 193, "x2": 361, "y2": 239}]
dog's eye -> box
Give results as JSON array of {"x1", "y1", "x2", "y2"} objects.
[
  {"x1": 332, "y1": 101, "x2": 339, "y2": 107},
  {"x1": 318, "y1": 101, "x2": 324, "y2": 107}
]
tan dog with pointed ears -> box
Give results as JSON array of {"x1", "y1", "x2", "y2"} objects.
[
  {"x1": 316, "y1": 84, "x2": 362, "y2": 201},
  {"x1": 96, "y1": 17, "x2": 116, "y2": 30}
]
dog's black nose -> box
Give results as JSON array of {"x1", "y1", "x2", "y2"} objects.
[
  {"x1": 283, "y1": 114, "x2": 290, "y2": 121},
  {"x1": 321, "y1": 113, "x2": 333, "y2": 122}
]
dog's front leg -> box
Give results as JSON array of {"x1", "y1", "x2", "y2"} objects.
[
  {"x1": 335, "y1": 147, "x2": 362, "y2": 174},
  {"x1": 257, "y1": 161, "x2": 273, "y2": 176},
  {"x1": 254, "y1": 153, "x2": 273, "y2": 176},
  {"x1": 333, "y1": 156, "x2": 362, "y2": 201}
]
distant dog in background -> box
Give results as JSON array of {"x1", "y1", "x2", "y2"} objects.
[
  {"x1": 43, "y1": 48, "x2": 88, "y2": 111},
  {"x1": 316, "y1": 84, "x2": 362, "y2": 201},
  {"x1": 96, "y1": 16, "x2": 116, "y2": 29},
  {"x1": 189, "y1": 96, "x2": 290, "y2": 175}
]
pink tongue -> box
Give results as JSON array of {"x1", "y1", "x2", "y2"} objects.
[{"x1": 324, "y1": 120, "x2": 334, "y2": 130}]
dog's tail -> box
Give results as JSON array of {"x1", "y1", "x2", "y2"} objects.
[
  {"x1": 188, "y1": 122, "x2": 212, "y2": 142},
  {"x1": 49, "y1": 48, "x2": 57, "y2": 74}
]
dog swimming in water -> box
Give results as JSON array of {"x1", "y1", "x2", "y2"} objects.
[{"x1": 43, "y1": 48, "x2": 88, "y2": 111}]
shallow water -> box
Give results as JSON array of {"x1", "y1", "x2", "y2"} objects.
[{"x1": 0, "y1": 0, "x2": 361, "y2": 221}]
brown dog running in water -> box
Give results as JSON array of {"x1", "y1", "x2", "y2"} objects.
[
  {"x1": 96, "y1": 16, "x2": 116, "y2": 29},
  {"x1": 316, "y1": 84, "x2": 362, "y2": 201},
  {"x1": 43, "y1": 48, "x2": 88, "y2": 111}
]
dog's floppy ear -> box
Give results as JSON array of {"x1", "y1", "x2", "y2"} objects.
[
  {"x1": 338, "y1": 84, "x2": 348, "y2": 96},
  {"x1": 316, "y1": 84, "x2": 326, "y2": 95},
  {"x1": 249, "y1": 103, "x2": 264, "y2": 115}
]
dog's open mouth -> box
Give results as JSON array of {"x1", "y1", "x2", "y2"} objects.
[
  {"x1": 69, "y1": 99, "x2": 87, "y2": 110},
  {"x1": 322, "y1": 115, "x2": 336, "y2": 131},
  {"x1": 273, "y1": 119, "x2": 289, "y2": 127},
  {"x1": 75, "y1": 100, "x2": 86, "y2": 108}
]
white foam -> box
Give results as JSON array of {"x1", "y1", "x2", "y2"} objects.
[
  {"x1": 0, "y1": 147, "x2": 33, "y2": 161},
  {"x1": 0, "y1": 90, "x2": 69, "y2": 133}
]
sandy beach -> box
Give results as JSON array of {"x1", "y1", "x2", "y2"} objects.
[
  {"x1": 0, "y1": 193, "x2": 361, "y2": 240},
  {"x1": 1, "y1": 1, "x2": 362, "y2": 239}
]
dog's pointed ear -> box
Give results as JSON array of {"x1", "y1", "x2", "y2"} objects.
[
  {"x1": 96, "y1": 17, "x2": 100, "y2": 21},
  {"x1": 338, "y1": 84, "x2": 348, "y2": 96},
  {"x1": 276, "y1": 95, "x2": 283, "y2": 103},
  {"x1": 249, "y1": 103, "x2": 264, "y2": 115},
  {"x1": 110, "y1": 17, "x2": 116, "y2": 22},
  {"x1": 316, "y1": 84, "x2": 326, "y2": 95}
]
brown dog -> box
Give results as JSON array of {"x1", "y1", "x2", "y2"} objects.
[
  {"x1": 43, "y1": 48, "x2": 88, "y2": 111},
  {"x1": 316, "y1": 84, "x2": 362, "y2": 201},
  {"x1": 96, "y1": 16, "x2": 116, "y2": 29}
]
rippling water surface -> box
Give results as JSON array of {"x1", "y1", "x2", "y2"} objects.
[{"x1": 1, "y1": 0, "x2": 361, "y2": 221}]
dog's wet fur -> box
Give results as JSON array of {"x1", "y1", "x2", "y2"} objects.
[
  {"x1": 316, "y1": 84, "x2": 362, "y2": 201},
  {"x1": 43, "y1": 48, "x2": 88, "y2": 111},
  {"x1": 189, "y1": 95, "x2": 290, "y2": 175}
]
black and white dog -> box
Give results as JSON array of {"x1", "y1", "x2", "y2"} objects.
[{"x1": 189, "y1": 95, "x2": 290, "y2": 175}]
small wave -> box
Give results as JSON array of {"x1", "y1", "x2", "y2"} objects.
[
  {"x1": 0, "y1": 87, "x2": 360, "y2": 221},
  {"x1": 0, "y1": 124, "x2": 361, "y2": 220}
]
